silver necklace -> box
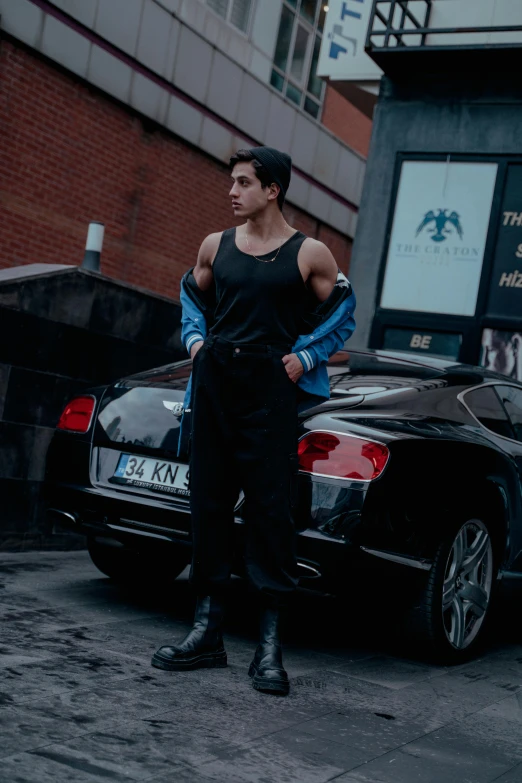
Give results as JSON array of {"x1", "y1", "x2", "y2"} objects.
[{"x1": 244, "y1": 222, "x2": 289, "y2": 263}]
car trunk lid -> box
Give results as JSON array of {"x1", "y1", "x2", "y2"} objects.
[{"x1": 91, "y1": 363, "x2": 192, "y2": 503}]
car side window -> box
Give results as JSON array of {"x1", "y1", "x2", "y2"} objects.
[
  {"x1": 464, "y1": 386, "x2": 515, "y2": 439},
  {"x1": 495, "y1": 385, "x2": 522, "y2": 443}
]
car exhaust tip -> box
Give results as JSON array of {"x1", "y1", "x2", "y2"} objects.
[
  {"x1": 46, "y1": 509, "x2": 78, "y2": 526},
  {"x1": 296, "y1": 562, "x2": 321, "y2": 579}
]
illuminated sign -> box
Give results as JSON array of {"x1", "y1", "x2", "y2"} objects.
[
  {"x1": 380, "y1": 161, "x2": 498, "y2": 316},
  {"x1": 486, "y1": 165, "x2": 522, "y2": 318},
  {"x1": 383, "y1": 328, "x2": 462, "y2": 360}
]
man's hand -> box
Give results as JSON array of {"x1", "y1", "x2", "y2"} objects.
[
  {"x1": 190, "y1": 341, "x2": 204, "y2": 359},
  {"x1": 282, "y1": 353, "x2": 304, "y2": 383}
]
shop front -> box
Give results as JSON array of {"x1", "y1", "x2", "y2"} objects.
[{"x1": 369, "y1": 156, "x2": 522, "y2": 380}]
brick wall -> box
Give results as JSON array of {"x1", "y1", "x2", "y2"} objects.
[
  {"x1": 283, "y1": 204, "x2": 352, "y2": 275},
  {"x1": 321, "y1": 85, "x2": 372, "y2": 159},
  {"x1": 0, "y1": 39, "x2": 353, "y2": 301}
]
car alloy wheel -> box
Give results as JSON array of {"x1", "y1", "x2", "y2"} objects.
[{"x1": 442, "y1": 519, "x2": 493, "y2": 651}]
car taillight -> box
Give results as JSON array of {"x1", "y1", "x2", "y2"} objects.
[
  {"x1": 57, "y1": 396, "x2": 95, "y2": 433},
  {"x1": 298, "y1": 431, "x2": 389, "y2": 481}
]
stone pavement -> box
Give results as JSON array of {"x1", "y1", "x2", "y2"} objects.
[{"x1": 1, "y1": 551, "x2": 522, "y2": 783}]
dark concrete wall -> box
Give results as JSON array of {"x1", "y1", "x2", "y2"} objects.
[
  {"x1": 0, "y1": 266, "x2": 184, "y2": 551},
  {"x1": 349, "y1": 74, "x2": 522, "y2": 348}
]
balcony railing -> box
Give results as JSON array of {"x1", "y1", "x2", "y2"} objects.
[{"x1": 366, "y1": 0, "x2": 522, "y2": 52}]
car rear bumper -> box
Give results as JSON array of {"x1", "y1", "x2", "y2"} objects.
[
  {"x1": 47, "y1": 473, "x2": 434, "y2": 589},
  {"x1": 45, "y1": 478, "x2": 373, "y2": 592},
  {"x1": 45, "y1": 482, "x2": 193, "y2": 544}
]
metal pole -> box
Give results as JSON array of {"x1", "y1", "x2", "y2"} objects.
[{"x1": 81, "y1": 221, "x2": 105, "y2": 272}]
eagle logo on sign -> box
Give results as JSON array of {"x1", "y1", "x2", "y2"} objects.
[{"x1": 415, "y1": 209, "x2": 464, "y2": 243}]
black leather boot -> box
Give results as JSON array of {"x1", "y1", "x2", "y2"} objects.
[
  {"x1": 151, "y1": 595, "x2": 226, "y2": 671},
  {"x1": 248, "y1": 605, "x2": 289, "y2": 695}
]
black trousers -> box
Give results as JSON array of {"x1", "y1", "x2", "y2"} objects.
[{"x1": 189, "y1": 335, "x2": 299, "y2": 602}]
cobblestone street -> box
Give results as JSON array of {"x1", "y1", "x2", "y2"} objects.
[{"x1": 1, "y1": 551, "x2": 522, "y2": 782}]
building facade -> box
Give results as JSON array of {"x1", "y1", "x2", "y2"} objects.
[
  {"x1": 0, "y1": 0, "x2": 371, "y2": 300},
  {"x1": 331, "y1": 0, "x2": 522, "y2": 383}
]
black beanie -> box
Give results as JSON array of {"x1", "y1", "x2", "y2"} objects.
[{"x1": 249, "y1": 146, "x2": 292, "y2": 200}]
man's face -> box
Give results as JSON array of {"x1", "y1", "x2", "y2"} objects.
[
  {"x1": 483, "y1": 332, "x2": 516, "y2": 376},
  {"x1": 229, "y1": 162, "x2": 274, "y2": 218}
]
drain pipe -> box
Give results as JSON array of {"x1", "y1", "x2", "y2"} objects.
[{"x1": 81, "y1": 221, "x2": 105, "y2": 272}]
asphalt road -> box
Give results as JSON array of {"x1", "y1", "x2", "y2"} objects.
[{"x1": 1, "y1": 550, "x2": 522, "y2": 783}]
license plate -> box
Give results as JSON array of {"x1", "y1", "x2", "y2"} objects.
[{"x1": 111, "y1": 454, "x2": 190, "y2": 497}]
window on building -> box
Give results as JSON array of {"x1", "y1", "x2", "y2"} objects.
[
  {"x1": 271, "y1": 0, "x2": 328, "y2": 119},
  {"x1": 206, "y1": 0, "x2": 253, "y2": 34}
]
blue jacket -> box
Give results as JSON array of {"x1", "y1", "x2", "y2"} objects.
[{"x1": 180, "y1": 266, "x2": 356, "y2": 402}]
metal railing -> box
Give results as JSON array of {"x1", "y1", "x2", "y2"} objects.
[{"x1": 366, "y1": 0, "x2": 522, "y2": 51}]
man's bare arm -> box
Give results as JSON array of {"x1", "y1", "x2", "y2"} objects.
[
  {"x1": 189, "y1": 232, "x2": 221, "y2": 357},
  {"x1": 192, "y1": 232, "x2": 222, "y2": 291},
  {"x1": 300, "y1": 238, "x2": 338, "y2": 302},
  {"x1": 283, "y1": 239, "x2": 338, "y2": 381}
]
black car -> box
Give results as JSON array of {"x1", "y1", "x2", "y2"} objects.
[{"x1": 45, "y1": 349, "x2": 522, "y2": 662}]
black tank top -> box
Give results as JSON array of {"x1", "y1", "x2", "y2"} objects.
[{"x1": 210, "y1": 227, "x2": 309, "y2": 345}]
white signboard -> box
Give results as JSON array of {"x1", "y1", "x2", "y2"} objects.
[
  {"x1": 427, "y1": 0, "x2": 522, "y2": 47},
  {"x1": 380, "y1": 161, "x2": 498, "y2": 316},
  {"x1": 317, "y1": 0, "x2": 382, "y2": 81}
]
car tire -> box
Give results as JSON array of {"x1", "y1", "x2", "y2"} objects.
[
  {"x1": 87, "y1": 536, "x2": 189, "y2": 584},
  {"x1": 407, "y1": 516, "x2": 497, "y2": 664}
]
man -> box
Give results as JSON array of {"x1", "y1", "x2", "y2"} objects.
[
  {"x1": 482, "y1": 328, "x2": 522, "y2": 381},
  {"x1": 152, "y1": 147, "x2": 356, "y2": 696}
]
